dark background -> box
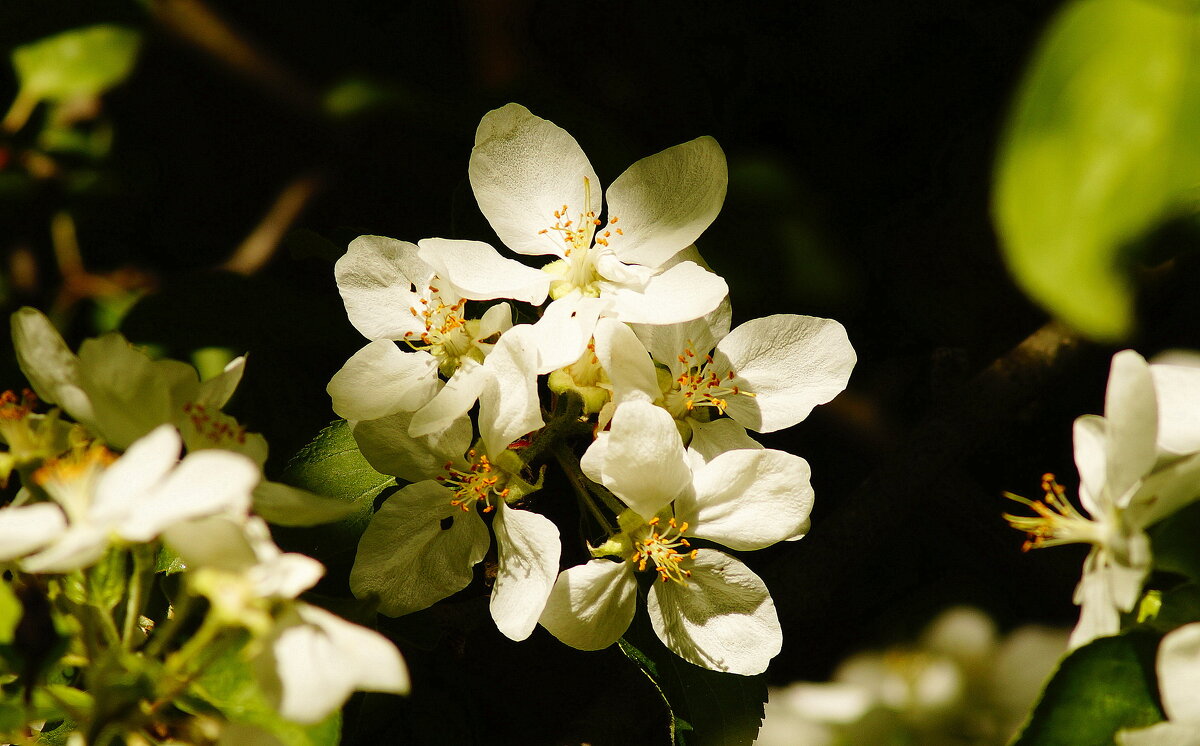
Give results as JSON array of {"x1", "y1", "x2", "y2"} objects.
[{"x1": 8, "y1": 1, "x2": 1200, "y2": 743}]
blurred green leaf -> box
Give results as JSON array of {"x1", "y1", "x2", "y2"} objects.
[
  {"x1": 0, "y1": 580, "x2": 20, "y2": 645},
  {"x1": 1011, "y1": 628, "x2": 1163, "y2": 745},
  {"x1": 1150, "y1": 500, "x2": 1200, "y2": 583},
  {"x1": 994, "y1": 0, "x2": 1200, "y2": 341},
  {"x1": 12, "y1": 25, "x2": 142, "y2": 102},
  {"x1": 186, "y1": 634, "x2": 340, "y2": 746},
  {"x1": 618, "y1": 605, "x2": 767, "y2": 746}
]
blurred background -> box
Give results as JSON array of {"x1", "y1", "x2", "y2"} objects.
[{"x1": 6, "y1": 1, "x2": 1199, "y2": 742}]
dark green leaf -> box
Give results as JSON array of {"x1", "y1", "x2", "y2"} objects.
[
  {"x1": 618, "y1": 605, "x2": 767, "y2": 746},
  {"x1": 994, "y1": 0, "x2": 1200, "y2": 341},
  {"x1": 1151, "y1": 500, "x2": 1200, "y2": 583},
  {"x1": 1011, "y1": 628, "x2": 1163, "y2": 745}
]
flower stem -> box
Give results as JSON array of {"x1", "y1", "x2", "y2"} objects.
[
  {"x1": 121, "y1": 545, "x2": 154, "y2": 651},
  {"x1": 553, "y1": 443, "x2": 615, "y2": 534}
]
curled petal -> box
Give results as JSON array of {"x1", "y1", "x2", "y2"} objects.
[
  {"x1": 539, "y1": 559, "x2": 636, "y2": 650},
  {"x1": 327, "y1": 342, "x2": 438, "y2": 421},
  {"x1": 419, "y1": 238, "x2": 551, "y2": 305},
  {"x1": 490, "y1": 502, "x2": 561, "y2": 641},
  {"x1": 606, "y1": 261, "x2": 728, "y2": 326}
]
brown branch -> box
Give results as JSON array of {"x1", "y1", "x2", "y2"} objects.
[{"x1": 220, "y1": 172, "x2": 322, "y2": 275}]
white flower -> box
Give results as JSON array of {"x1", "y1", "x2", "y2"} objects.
[
  {"x1": 1006, "y1": 351, "x2": 1200, "y2": 649},
  {"x1": 1117, "y1": 623, "x2": 1200, "y2": 745},
  {"x1": 329, "y1": 236, "x2": 544, "y2": 456},
  {"x1": 348, "y1": 408, "x2": 559, "y2": 641},
  {"x1": 625, "y1": 310, "x2": 855, "y2": 459},
  {"x1": 255, "y1": 603, "x2": 410, "y2": 725},
  {"x1": 14, "y1": 425, "x2": 258, "y2": 573},
  {"x1": 539, "y1": 401, "x2": 812, "y2": 674},
  {"x1": 430, "y1": 103, "x2": 729, "y2": 367}
]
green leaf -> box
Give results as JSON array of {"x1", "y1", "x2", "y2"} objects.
[
  {"x1": 12, "y1": 25, "x2": 142, "y2": 102},
  {"x1": 0, "y1": 580, "x2": 21, "y2": 644},
  {"x1": 1150, "y1": 500, "x2": 1200, "y2": 583},
  {"x1": 274, "y1": 421, "x2": 394, "y2": 577},
  {"x1": 618, "y1": 606, "x2": 767, "y2": 746},
  {"x1": 1011, "y1": 628, "x2": 1163, "y2": 745},
  {"x1": 993, "y1": 0, "x2": 1200, "y2": 341},
  {"x1": 186, "y1": 636, "x2": 340, "y2": 746}
]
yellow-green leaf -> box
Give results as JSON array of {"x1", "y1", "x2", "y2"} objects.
[
  {"x1": 994, "y1": 0, "x2": 1200, "y2": 341},
  {"x1": 13, "y1": 25, "x2": 142, "y2": 102}
]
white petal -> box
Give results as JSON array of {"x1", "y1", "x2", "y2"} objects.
[
  {"x1": 117, "y1": 449, "x2": 259, "y2": 542},
  {"x1": 1151, "y1": 363, "x2": 1200, "y2": 455},
  {"x1": 353, "y1": 409, "x2": 472, "y2": 484},
  {"x1": 682, "y1": 449, "x2": 813, "y2": 550},
  {"x1": 334, "y1": 235, "x2": 431, "y2": 340},
  {"x1": 606, "y1": 261, "x2": 728, "y2": 326},
  {"x1": 592, "y1": 401, "x2": 691, "y2": 519},
  {"x1": 0, "y1": 503, "x2": 66, "y2": 560},
  {"x1": 717, "y1": 315, "x2": 856, "y2": 433},
  {"x1": 593, "y1": 317, "x2": 658, "y2": 404},
  {"x1": 162, "y1": 514, "x2": 259, "y2": 573},
  {"x1": 1068, "y1": 555, "x2": 1123, "y2": 650},
  {"x1": 1128, "y1": 452, "x2": 1200, "y2": 530},
  {"x1": 686, "y1": 418, "x2": 762, "y2": 464},
  {"x1": 20, "y1": 524, "x2": 109, "y2": 573},
  {"x1": 1074, "y1": 414, "x2": 1109, "y2": 516},
  {"x1": 490, "y1": 502, "x2": 561, "y2": 641},
  {"x1": 530, "y1": 294, "x2": 606, "y2": 374},
  {"x1": 632, "y1": 310, "x2": 731, "y2": 374},
  {"x1": 91, "y1": 424, "x2": 182, "y2": 523},
  {"x1": 604, "y1": 136, "x2": 728, "y2": 269},
  {"x1": 1104, "y1": 350, "x2": 1158, "y2": 504},
  {"x1": 194, "y1": 355, "x2": 246, "y2": 410},
  {"x1": 648, "y1": 549, "x2": 781, "y2": 675},
  {"x1": 408, "y1": 361, "x2": 490, "y2": 439},
  {"x1": 469, "y1": 103, "x2": 599, "y2": 257},
  {"x1": 1117, "y1": 722, "x2": 1200, "y2": 746},
  {"x1": 327, "y1": 341, "x2": 439, "y2": 421},
  {"x1": 1157, "y1": 623, "x2": 1200, "y2": 723},
  {"x1": 478, "y1": 325, "x2": 544, "y2": 456},
  {"x1": 349, "y1": 481, "x2": 489, "y2": 616},
  {"x1": 10, "y1": 306, "x2": 95, "y2": 424},
  {"x1": 418, "y1": 238, "x2": 551, "y2": 305},
  {"x1": 538, "y1": 559, "x2": 637, "y2": 650},
  {"x1": 260, "y1": 603, "x2": 408, "y2": 725},
  {"x1": 78, "y1": 334, "x2": 199, "y2": 449}
]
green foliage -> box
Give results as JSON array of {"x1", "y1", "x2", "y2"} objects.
[
  {"x1": 275, "y1": 421, "x2": 394, "y2": 578},
  {"x1": 1151, "y1": 500, "x2": 1200, "y2": 583},
  {"x1": 12, "y1": 25, "x2": 141, "y2": 102},
  {"x1": 187, "y1": 638, "x2": 341, "y2": 746},
  {"x1": 0, "y1": 581, "x2": 20, "y2": 645},
  {"x1": 619, "y1": 606, "x2": 767, "y2": 746},
  {"x1": 1011, "y1": 629, "x2": 1164, "y2": 745},
  {"x1": 993, "y1": 0, "x2": 1200, "y2": 341}
]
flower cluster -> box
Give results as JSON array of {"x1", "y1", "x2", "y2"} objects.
[
  {"x1": 332, "y1": 103, "x2": 856, "y2": 675},
  {"x1": 0, "y1": 308, "x2": 408, "y2": 741},
  {"x1": 1005, "y1": 350, "x2": 1200, "y2": 649}
]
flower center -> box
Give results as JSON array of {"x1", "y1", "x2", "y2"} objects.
[
  {"x1": 437, "y1": 449, "x2": 510, "y2": 512},
  {"x1": 632, "y1": 517, "x2": 699, "y2": 584},
  {"x1": 1003, "y1": 473, "x2": 1106, "y2": 551},
  {"x1": 663, "y1": 344, "x2": 756, "y2": 418},
  {"x1": 402, "y1": 287, "x2": 478, "y2": 373},
  {"x1": 33, "y1": 442, "x2": 115, "y2": 522},
  {"x1": 182, "y1": 402, "x2": 248, "y2": 448},
  {"x1": 538, "y1": 178, "x2": 622, "y2": 300}
]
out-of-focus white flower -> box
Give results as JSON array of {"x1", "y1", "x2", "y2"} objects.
[
  {"x1": 12, "y1": 307, "x2": 245, "y2": 451},
  {"x1": 1117, "y1": 622, "x2": 1200, "y2": 745},
  {"x1": 539, "y1": 401, "x2": 811, "y2": 675},
  {"x1": 14, "y1": 425, "x2": 258, "y2": 573},
  {"x1": 1005, "y1": 351, "x2": 1200, "y2": 649},
  {"x1": 348, "y1": 408, "x2": 557, "y2": 641},
  {"x1": 760, "y1": 607, "x2": 1068, "y2": 746}
]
